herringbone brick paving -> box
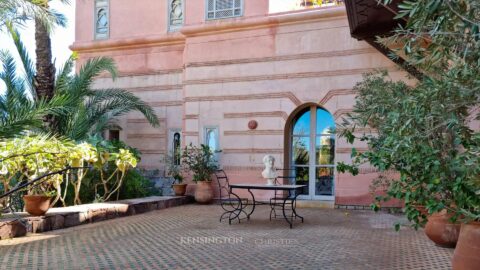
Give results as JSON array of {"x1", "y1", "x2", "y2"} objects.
[{"x1": 0, "y1": 205, "x2": 453, "y2": 269}]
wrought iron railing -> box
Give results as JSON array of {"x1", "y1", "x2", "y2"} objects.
[{"x1": 269, "y1": 0, "x2": 344, "y2": 14}]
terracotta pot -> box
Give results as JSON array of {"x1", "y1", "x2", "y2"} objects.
[
  {"x1": 452, "y1": 222, "x2": 480, "y2": 270},
  {"x1": 194, "y1": 181, "x2": 213, "y2": 204},
  {"x1": 23, "y1": 195, "x2": 51, "y2": 216},
  {"x1": 425, "y1": 210, "x2": 461, "y2": 248},
  {"x1": 172, "y1": 183, "x2": 187, "y2": 196}
]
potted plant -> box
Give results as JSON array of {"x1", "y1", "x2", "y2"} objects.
[
  {"x1": 339, "y1": 1, "x2": 479, "y2": 266},
  {"x1": 337, "y1": 72, "x2": 471, "y2": 247},
  {"x1": 181, "y1": 144, "x2": 219, "y2": 204},
  {"x1": 23, "y1": 177, "x2": 57, "y2": 216},
  {"x1": 0, "y1": 136, "x2": 72, "y2": 216},
  {"x1": 166, "y1": 152, "x2": 187, "y2": 196},
  {"x1": 452, "y1": 150, "x2": 480, "y2": 269}
]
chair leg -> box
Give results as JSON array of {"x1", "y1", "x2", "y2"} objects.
[{"x1": 219, "y1": 211, "x2": 230, "y2": 222}]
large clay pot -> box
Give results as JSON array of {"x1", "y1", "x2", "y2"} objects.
[
  {"x1": 425, "y1": 210, "x2": 461, "y2": 248},
  {"x1": 194, "y1": 181, "x2": 213, "y2": 204},
  {"x1": 172, "y1": 184, "x2": 187, "y2": 196},
  {"x1": 23, "y1": 195, "x2": 51, "y2": 216},
  {"x1": 452, "y1": 222, "x2": 480, "y2": 270}
]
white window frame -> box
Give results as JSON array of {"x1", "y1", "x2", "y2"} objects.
[
  {"x1": 168, "y1": 0, "x2": 184, "y2": 32},
  {"x1": 94, "y1": 0, "x2": 109, "y2": 40},
  {"x1": 204, "y1": 126, "x2": 220, "y2": 163},
  {"x1": 205, "y1": 0, "x2": 244, "y2": 20}
]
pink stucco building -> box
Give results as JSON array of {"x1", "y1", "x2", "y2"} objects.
[{"x1": 72, "y1": 0, "x2": 409, "y2": 207}]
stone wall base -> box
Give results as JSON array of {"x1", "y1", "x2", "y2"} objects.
[
  {"x1": 0, "y1": 196, "x2": 194, "y2": 240},
  {"x1": 335, "y1": 204, "x2": 402, "y2": 212}
]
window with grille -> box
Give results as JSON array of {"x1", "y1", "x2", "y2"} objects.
[
  {"x1": 206, "y1": 0, "x2": 243, "y2": 20},
  {"x1": 95, "y1": 0, "x2": 109, "y2": 39}
]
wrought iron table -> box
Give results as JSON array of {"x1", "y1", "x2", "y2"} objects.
[{"x1": 228, "y1": 184, "x2": 306, "y2": 228}]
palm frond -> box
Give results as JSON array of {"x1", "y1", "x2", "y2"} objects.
[
  {"x1": 55, "y1": 55, "x2": 75, "y2": 94},
  {"x1": 0, "y1": 0, "x2": 66, "y2": 31},
  {"x1": 6, "y1": 22, "x2": 36, "y2": 98},
  {"x1": 86, "y1": 88, "x2": 160, "y2": 126},
  {"x1": 70, "y1": 57, "x2": 117, "y2": 96}
]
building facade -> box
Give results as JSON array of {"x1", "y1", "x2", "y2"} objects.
[{"x1": 72, "y1": 0, "x2": 409, "y2": 206}]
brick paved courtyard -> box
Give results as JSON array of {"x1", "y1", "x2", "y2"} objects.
[{"x1": 0, "y1": 204, "x2": 453, "y2": 269}]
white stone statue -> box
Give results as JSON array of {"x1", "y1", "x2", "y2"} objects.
[{"x1": 262, "y1": 155, "x2": 277, "y2": 185}]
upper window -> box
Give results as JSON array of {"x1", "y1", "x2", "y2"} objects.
[
  {"x1": 95, "y1": 0, "x2": 109, "y2": 40},
  {"x1": 206, "y1": 0, "x2": 243, "y2": 20},
  {"x1": 169, "y1": 0, "x2": 184, "y2": 32}
]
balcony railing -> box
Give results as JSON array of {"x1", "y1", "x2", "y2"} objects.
[{"x1": 269, "y1": 0, "x2": 344, "y2": 14}]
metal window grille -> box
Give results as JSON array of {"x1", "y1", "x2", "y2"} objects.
[{"x1": 206, "y1": 0, "x2": 243, "y2": 20}]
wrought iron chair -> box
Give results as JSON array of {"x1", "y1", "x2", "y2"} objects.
[
  {"x1": 214, "y1": 170, "x2": 250, "y2": 224},
  {"x1": 269, "y1": 169, "x2": 299, "y2": 220}
]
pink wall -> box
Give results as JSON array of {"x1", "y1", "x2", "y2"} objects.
[
  {"x1": 73, "y1": 4, "x2": 407, "y2": 207},
  {"x1": 77, "y1": 0, "x2": 269, "y2": 43},
  {"x1": 76, "y1": 0, "x2": 167, "y2": 43},
  {"x1": 75, "y1": 0, "x2": 94, "y2": 43}
]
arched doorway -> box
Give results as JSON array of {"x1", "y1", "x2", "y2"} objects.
[{"x1": 287, "y1": 105, "x2": 335, "y2": 200}]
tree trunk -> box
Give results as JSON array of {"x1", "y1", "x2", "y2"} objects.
[{"x1": 34, "y1": 17, "x2": 55, "y2": 101}]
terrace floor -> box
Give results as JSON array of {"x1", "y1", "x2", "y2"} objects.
[{"x1": 0, "y1": 204, "x2": 453, "y2": 269}]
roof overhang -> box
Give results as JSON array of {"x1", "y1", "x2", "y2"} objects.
[{"x1": 344, "y1": 0, "x2": 423, "y2": 79}]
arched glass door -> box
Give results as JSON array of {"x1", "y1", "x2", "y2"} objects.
[{"x1": 291, "y1": 106, "x2": 335, "y2": 200}]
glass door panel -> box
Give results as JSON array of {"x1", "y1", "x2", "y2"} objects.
[
  {"x1": 315, "y1": 167, "x2": 334, "y2": 196},
  {"x1": 293, "y1": 111, "x2": 311, "y2": 135},
  {"x1": 292, "y1": 136, "x2": 310, "y2": 165},
  {"x1": 316, "y1": 108, "x2": 336, "y2": 135},
  {"x1": 316, "y1": 136, "x2": 335, "y2": 165},
  {"x1": 293, "y1": 166, "x2": 309, "y2": 195}
]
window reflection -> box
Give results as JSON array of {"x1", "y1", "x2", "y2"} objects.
[
  {"x1": 293, "y1": 109, "x2": 310, "y2": 135},
  {"x1": 173, "y1": 132, "x2": 181, "y2": 165},
  {"x1": 206, "y1": 130, "x2": 217, "y2": 151},
  {"x1": 96, "y1": 8, "x2": 108, "y2": 34},
  {"x1": 316, "y1": 108, "x2": 335, "y2": 135}
]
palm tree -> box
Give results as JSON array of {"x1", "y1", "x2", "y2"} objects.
[
  {"x1": 34, "y1": 0, "x2": 70, "y2": 101},
  {"x1": 0, "y1": 0, "x2": 69, "y2": 101},
  {"x1": 0, "y1": 0, "x2": 66, "y2": 31},
  {"x1": 0, "y1": 26, "x2": 160, "y2": 140},
  {"x1": 0, "y1": 23, "x2": 68, "y2": 139}
]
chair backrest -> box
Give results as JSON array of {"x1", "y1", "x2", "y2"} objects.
[
  {"x1": 274, "y1": 168, "x2": 296, "y2": 198},
  {"x1": 214, "y1": 169, "x2": 230, "y2": 199},
  {"x1": 275, "y1": 168, "x2": 296, "y2": 185}
]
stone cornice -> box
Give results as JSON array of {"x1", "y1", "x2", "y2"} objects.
[
  {"x1": 71, "y1": 7, "x2": 346, "y2": 53},
  {"x1": 181, "y1": 7, "x2": 347, "y2": 37},
  {"x1": 71, "y1": 33, "x2": 185, "y2": 53}
]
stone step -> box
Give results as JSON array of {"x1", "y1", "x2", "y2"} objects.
[{"x1": 296, "y1": 200, "x2": 335, "y2": 209}]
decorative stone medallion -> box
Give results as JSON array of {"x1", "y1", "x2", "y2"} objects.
[{"x1": 248, "y1": 120, "x2": 258, "y2": 130}]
